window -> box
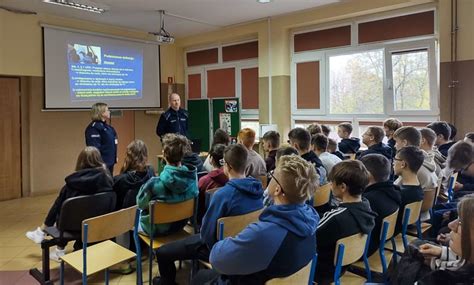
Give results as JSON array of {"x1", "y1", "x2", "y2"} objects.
[
  {"x1": 241, "y1": 120, "x2": 260, "y2": 138},
  {"x1": 329, "y1": 50, "x2": 384, "y2": 114}
]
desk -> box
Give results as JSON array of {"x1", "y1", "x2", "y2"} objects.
[{"x1": 156, "y1": 152, "x2": 209, "y2": 174}]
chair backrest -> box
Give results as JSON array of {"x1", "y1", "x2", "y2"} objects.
[
  {"x1": 382, "y1": 209, "x2": 399, "y2": 241},
  {"x1": 265, "y1": 254, "x2": 317, "y2": 285},
  {"x1": 82, "y1": 206, "x2": 137, "y2": 243},
  {"x1": 313, "y1": 183, "x2": 331, "y2": 207},
  {"x1": 58, "y1": 192, "x2": 117, "y2": 233},
  {"x1": 150, "y1": 198, "x2": 195, "y2": 224},
  {"x1": 334, "y1": 233, "x2": 368, "y2": 266},
  {"x1": 421, "y1": 188, "x2": 436, "y2": 212},
  {"x1": 259, "y1": 175, "x2": 268, "y2": 189},
  {"x1": 447, "y1": 172, "x2": 459, "y2": 202},
  {"x1": 403, "y1": 201, "x2": 423, "y2": 226},
  {"x1": 434, "y1": 177, "x2": 443, "y2": 205},
  {"x1": 122, "y1": 189, "x2": 138, "y2": 208},
  {"x1": 216, "y1": 209, "x2": 263, "y2": 240}
]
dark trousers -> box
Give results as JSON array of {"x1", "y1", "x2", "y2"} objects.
[
  {"x1": 191, "y1": 269, "x2": 220, "y2": 285},
  {"x1": 156, "y1": 234, "x2": 210, "y2": 285}
]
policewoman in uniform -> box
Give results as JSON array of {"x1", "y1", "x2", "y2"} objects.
[
  {"x1": 156, "y1": 93, "x2": 188, "y2": 139},
  {"x1": 85, "y1": 103, "x2": 118, "y2": 175}
]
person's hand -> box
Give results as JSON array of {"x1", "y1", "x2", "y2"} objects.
[
  {"x1": 453, "y1": 182, "x2": 463, "y2": 191},
  {"x1": 419, "y1": 243, "x2": 442, "y2": 258},
  {"x1": 437, "y1": 233, "x2": 451, "y2": 244}
]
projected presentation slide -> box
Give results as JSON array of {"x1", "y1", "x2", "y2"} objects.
[{"x1": 67, "y1": 43, "x2": 143, "y2": 102}]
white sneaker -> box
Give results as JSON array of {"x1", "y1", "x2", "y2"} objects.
[
  {"x1": 50, "y1": 247, "x2": 66, "y2": 263},
  {"x1": 26, "y1": 227, "x2": 45, "y2": 244}
]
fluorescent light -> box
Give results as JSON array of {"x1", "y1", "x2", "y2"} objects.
[
  {"x1": 42, "y1": 0, "x2": 106, "y2": 13},
  {"x1": 257, "y1": 0, "x2": 272, "y2": 3}
]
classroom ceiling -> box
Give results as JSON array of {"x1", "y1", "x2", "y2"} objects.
[{"x1": 0, "y1": 0, "x2": 341, "y2": 37}]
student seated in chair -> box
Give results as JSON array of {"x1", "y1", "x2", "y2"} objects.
[
  {"x1": 26, "y1": 146, "x2": 114, "y2": 262},
  {"x1": 393, "y1": 146, "x2": 425, "y2": 232},
  {"x1": 383, "y1": 118, "x2": 403, "y2": 159},
  {"x1": 312, "y1": 134, "x2": 342, "y2": 174},
  {"x1": 203, "y1": 128, "x2": 230, "y2": 172},
  {"x1": 136, "y1": 133, "x2": 198, "y2": 237},
  {"x1": 113, "y1": 140, "x2": 155, "y2": 210},
  {"x1": 239, "y1": 128, "x2": 267, "y2": 178},
  {"x1": 337, "y1": 122, "x2": 361, "y2": 155},
  {"x1": 420, "y1": 128, "x2": 446, "y2": 176},
  {"x1": 427, "y1": 121, "x2": 455, "y2": 158},
  {"x1": 357, "y1": 126, "x2": 392, "y2": 161},
  {"x1": 191, "y1": 155, "x2": 320, "y2": 284},
  {"x1": 360, "y1": 154, "x2": 401, "y2": 256},
  {"x1": 262, "y1": 130, "x2": 280, "y2": 173},
  {"x1": 153, "y1": 144, "x2": 264, "y2": 285},
  {"x1": 328, "y1": 138, "x2": 345, "y2": 161},
  {"x1": 315, "y1": 160, "x2": 376, "y2": 284}
]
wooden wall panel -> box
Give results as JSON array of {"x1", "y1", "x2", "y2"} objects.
[
  {"x1": 186, "y1": 48, "x2": 218, "y2": 66},
  {"x1": 207, "y1": 68, "x2": 236, "y2": 98},
  {"x1": 241, "y1": 67, "x2": 259, "y2": 109},
  {"x1": 294, "y1": 26, "x2": 351, "y2": 52},
  {"x1": 187, "y1": 74, "x2": 201, "y2": 99},
  {"x1": 223, "y1": 41, "x2": 258, "y2": 62},
  {"x1": 296, "y1": 61, "x2": 320, "y2": 109}
]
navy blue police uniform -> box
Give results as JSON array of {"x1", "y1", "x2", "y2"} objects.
[
  {"x1": 85, "y1": 120, "x2": 118, "y2": 174},
  {"x1": 156, "y1": 108, "x2": 189, "y2": 138}
]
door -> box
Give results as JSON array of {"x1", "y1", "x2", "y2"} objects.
[
  {"x1": 109, "y1": 110, "x2": 135, "y2": 176},
  {"x1": 0, "y1": 78, "x2": 21, "y2": 201}
]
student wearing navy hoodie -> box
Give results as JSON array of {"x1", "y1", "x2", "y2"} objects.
[
  {"x1": 192, "y1": 155, "x2": 320, "y2": 285},
  {"x1": 357, "y1": 126, "x2": 392, "y2": 161},
  {"x1": 337, "y1": 122, "x2": 361, "y2": 155},
  {"x1": 315, "y1": 160, "x2": 376, "y2": 284},
  {"x1": 153, "y1": 144, "x2": 264, "y2": 285},
  {"x1": 360, "y1": 154, "x2": 401, "y2": 256}
]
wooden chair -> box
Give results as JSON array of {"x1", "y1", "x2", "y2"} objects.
[
  {"x1": 59, "y1": 206, "x2": 141, "y2": 285},
  {"x1": 407, "y1": 188, "x2": 435, "y2": 237},
  {"x1": 333, "y1": 233, "x2": 371, "y2": 285},
  {"x1": 447, "y1": 172, "x2": 459, "y2": 202},
  {"x1": 217, "y1": 209, "x2": 264, "y2": 240},
  {"x1": 259, "y1": 175, "x2": 268, "y2": 189},
  {"x1": 265, "y1": 254, "x2": 317, "y2": 285},
  {"x1": 385, "y1": 201, "x2": 423, "y2": 254},
  {"x1": 29, "y1": 192, "x2": 116, "y2": 285},
  {"x1": 313, "y1": 183, "x2": 332, "y2": 207},
  {"x1": 138, "y1": 198, "x2": 197, "y2": 285}
]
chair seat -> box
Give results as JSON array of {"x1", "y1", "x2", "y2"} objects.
[
  {"x1": 61, "y1": 240, "x2": 136, "y2": 276},
  {"x1": 44, "y1": 226, "x2": 80, "y2": 240},
  {"x1": 352, "y1": 250, "x2": 394, "y2": 273},
  {"x1": 139, "y1": 229, "x2": 192, "y2": 249},
  {"x1": 332, "y1": 271, "x2": 366, "y2": 285},
  {"x1": 407, "y1": 223, "x2": 432, "y2": 236},
  {"x1": 384, "y1": 234, "x2": 418, "y2": 254}
]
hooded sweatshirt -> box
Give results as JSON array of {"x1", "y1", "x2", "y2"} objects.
[
  {"x1": 438, "y1": 141, "x2": 456, "y2": 158},
  {"x1": 182, "y1": 152, "x2": 204, "y2": 173},
  {"x1": 210, "y1": 204, "x2": 319, "y2": 285},
  {"x1": 136, "y1": 164, "x2": 198, "y2": 237},
  {"x1": 44, "y1": 167, "x2": 114, "y2": 227},
  {"x1": 394, "y1": 149, "x2": 438, "y2": 190},
  {"x1": 244, "y1": 149, "x2": 267, "y2": 178},
  {"x1": 338, "y1": 137, "x2": 361, "y2": 154},
  {"x1": 357, "y1": 142, "x2": 393, "y2": 161},
  {"x1": 201, "y1": 177, "x2": 263, "y2": 248},
  {"x1": 363, "y1": 181, "x2": 402, "y2": 256},
  {"x1": 315, "y1": 199, "x2": 377, "y2": 283},
  {"x1": 113, "y1": 166, "x2": 155, "y2": 209}
]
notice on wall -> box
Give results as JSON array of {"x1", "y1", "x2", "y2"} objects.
[{"x1": 219, "y1": 113, "x2": 232, "y2": 133}]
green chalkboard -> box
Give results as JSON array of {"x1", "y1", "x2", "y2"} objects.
[
  {"x1": 212, "y1": 98, "x2": 241, "y2": 139},
  {"x1": 188, "y1": 99, "x2": 211, "y2": 152}
]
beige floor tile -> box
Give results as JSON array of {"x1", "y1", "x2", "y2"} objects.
[
  {"x1": 0, "y1": 257, "x2": 39, "y2": 270},
  {"x1": 0, "y1": 246, "x2": 26, "y2": 259},
  {"x1": 0, "y1": 258, "x2": 12, "y2": 268}
]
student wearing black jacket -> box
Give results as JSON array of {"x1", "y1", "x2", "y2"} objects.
[
  {"x1": 360, "y1": 154, "x2": 401, "y2": 256},
  {"x1": 113, "y1": 140, "x2": 155, "y2": 209},
  {"x1": 358, "y1": 126, "x2": 392, "y2": 161},
  {"x1": 315, "y1": 160, "x2": 376, "y2": 284},
  {"x1": 26, "y1": 147, "x2": 113, "y2": 261},
  {"x1": 337, "y1": 122, "x2": 361, "y2": 154}
]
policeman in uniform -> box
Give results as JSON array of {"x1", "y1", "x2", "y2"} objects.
[
  {"x1": 156, "y1": 93, "x2": 189, "y2": 139},
  {"x1": 85, "y1": 103, "x2": 118, "y2": 175}
]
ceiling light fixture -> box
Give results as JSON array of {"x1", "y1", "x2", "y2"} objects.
[
  {"x1": 42, "y1": 0, "x2": 106, "y2": 14},
  {"x1": 257, "y1": 0, "x2": 272, "y2": 3}
]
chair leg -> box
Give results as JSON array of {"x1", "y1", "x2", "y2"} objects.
[
  {"x1": 149, "y1": 247, "x2": 153, "y2": 285},
  {"x1": 136, "y1": 254, "x2": 143, "y2": 285},
  {"x1": 60, "y1": 261, "x2": 65, "y2": 285},
  {"x1": 391, "y1": 238, "x2": 398, "y2": 266},
  {"x1": 416, "y1": 220, "x2": 422, "y2": 239},
  {"x1": 105, "y1": 268, "x2": 109, "y2": 285}
]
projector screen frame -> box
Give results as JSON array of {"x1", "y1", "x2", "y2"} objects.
[{"x1": 41, "y1": 24, "x2": 162, "y2": 111}]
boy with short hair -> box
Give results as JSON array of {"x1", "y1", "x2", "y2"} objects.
[
  {"x1": 192, "y1": 155, "x2": 320, "y2": 284},
  {"x1": 321, "y1": 124, "x2": 331, "y2": 137},
  {"x1": 393, "y1": 126, "x2": 438, "y2": 190},
  {"x1": 383, "y1": 118, "x2": 403, "y2": 158},
  {"x1": 358, "y1": 126, "x2": 392, "y2": 160},
  {"x1": 312, "y1": 134, "x2": 342, "y2": 174},
  {"x1": 427, "y1": 121, "x2": 453, "y2": 157},
  {"x1": 153, "y1": 144, "x2": 264, "y2": 285},
  {"x1": 393, "y1": 146, "x2": 425, "y2": 230},
  {"x1": 328, "y1": 138, "x2": 345, "y2": 160},
  {"x1": 262, "y1": 130, "x2": 280, "y2": 172},
  {"x1": 360, "y1": 154, "x2": 401, "y2": 256},
  {"x1": 307, "y1": 123, "x2": 322, "y2": 136},
  {"x1": 337, "y1": 122, "x2": 361, "y2": 154},
  {"x1": 420, "y1": 128, "x2": 445, "y2": 175},
  {"x1": 238, "y1": 128, "x2": 267, "y2": 178},
  {"x1": 315, "y1": 160, "x2": 376, "y2": 284}
]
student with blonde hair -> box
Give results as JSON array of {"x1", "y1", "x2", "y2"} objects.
[
  {"x1": 26, "y1": 147, "x2": 113, "y2": 261},
  {"x1": 238, "y1": 128, "x2": 267, "y2": 178},
  {"x1": 85, "y1": 102, "x2": 118, "y2": 174}
]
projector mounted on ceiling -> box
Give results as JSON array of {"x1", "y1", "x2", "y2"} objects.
[{"x1": 149, "y1": 10, "x2": 175, "y2": 44}]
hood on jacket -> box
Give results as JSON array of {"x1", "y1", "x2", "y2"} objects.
[
  {"x1": 259, "y1": 204, "x2": 319, "y2": 238},
  {"x1": 341, "y1": 200, "x2": 377, "y2": 234},
  {"x1": 367, "y1": 142, "x2": 393, "y2": 160},
  {"x1": 160, "y1": 164, "x2": 197, "y2": 194},
  {"x1": 340, "y1": 138, "x2": 361, "y2": 153},
  {"x1": 227, "y1": 177, "x2": 263, "y2": 198},
  {"x1": 182, "y1": 153, "x2": 204, "y2": 172},
  {"x1": 208, "y1": 168, "x2": 229, "y2": 186},
  {"x1": 301, "y1": 151, "x2": 323, "y2": 168},
  {"x1": 65, "y1": 167, "x2": 113, "y2": 194},
  {"x1": 114, "y1": 166, "x2": 155, "y2": 189},
  {"x1": 364, "y1": 181, "x2": 402, "y2": 205},
  {"x1": 421, "y1": 149, "x2": 437, "y2": 173}
]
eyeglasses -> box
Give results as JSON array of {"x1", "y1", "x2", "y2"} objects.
[{"x1": 269, "y1": 171, "x2": 286, "y2": 195}]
